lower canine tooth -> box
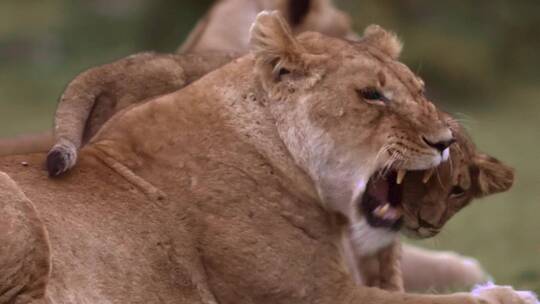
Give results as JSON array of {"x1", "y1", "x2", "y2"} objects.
[
  {"x1": 396, "y1": 169, "x2": 406, "y2": 184},
  {"x1": 422, "y1": 168, "x2": 435, "y2": 183},
  {"x1": 374, "y1": 203, "x2": 390, "y2": 216}
]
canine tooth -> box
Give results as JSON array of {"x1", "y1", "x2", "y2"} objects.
[
  {"x1": 422, "y1": 168, "x2": 435, "y2": 183},
  {"x1": 396, "y1": 169, "x2": 406, "y2": 184},
  {"x1": 374, "y1": 203, "x2": 390, "y2": 216}
]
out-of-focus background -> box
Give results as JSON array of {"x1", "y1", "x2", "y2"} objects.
[{"x1": 0, "y1": 0, "x2": 538, "y2": 293}]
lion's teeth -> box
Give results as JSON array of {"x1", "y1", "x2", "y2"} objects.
[
  {"x1": 396, "y1": 169, "x2": 406, "y2": 184},
  {"x1": 422, "y1": 168, "x2": 435, "y2": 183},
  {"x1": 374, "y1": 203, "x2": 390, "y2": 216}
]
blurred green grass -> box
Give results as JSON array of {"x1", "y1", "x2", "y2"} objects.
[{"x1": 0, "y1": 0, "x2": 538, "y2": 293}]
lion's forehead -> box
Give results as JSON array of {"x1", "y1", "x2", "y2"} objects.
[
  {"x1": 303, "y1": 37, "x2": 426, "y2": 97},
  {"x1": 382, "y1": 61, "x2": 425, "y2": 97}
]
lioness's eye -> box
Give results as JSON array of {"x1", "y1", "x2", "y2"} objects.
[
  {"x1": 358, "y1": 87, "x2": 387, "y2": 103},
  {"x1": 449, "y1": 185, "x2": 466, "y2": 198}
]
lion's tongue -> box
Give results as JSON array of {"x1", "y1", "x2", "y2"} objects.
[
  {"x1": 367, "y1": 177, "x2": 402, "y2": 221},
  {"x1": 367, "y1": 177, "x2": 389, "y2": 204}
]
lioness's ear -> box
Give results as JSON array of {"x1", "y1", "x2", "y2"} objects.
[
  {"x1": 362, "y1": 24, "x2": 402, "y2": 59},
  {"x1": 472, "y1": 153, "x2": 514, "y2": 198},
  {"x1": 249, "y1": 11, "x2": 307, "y2": 80}
]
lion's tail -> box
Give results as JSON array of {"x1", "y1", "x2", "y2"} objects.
[
  {"x1": 46, "y1": 67, "x2": 104, "y2": 177},
  {"x1": 46, "y1": 139, "x2": 78, "y2": 177}
]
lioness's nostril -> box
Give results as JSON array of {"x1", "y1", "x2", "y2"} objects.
[{"x1": 422, "y1": 136, "x2": 455, "y2": 153}]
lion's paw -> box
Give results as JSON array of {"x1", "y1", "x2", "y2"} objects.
[{"x1": 472, "y1": 282, "x2": 539, "y2": 304}]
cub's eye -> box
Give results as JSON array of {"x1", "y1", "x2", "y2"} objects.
[
  {"x1": 449, "y1": 185, "x2": 466, "y2": 198},
  {"x1": 357, "y1": 87, "x2": 388, "y2": 103}
]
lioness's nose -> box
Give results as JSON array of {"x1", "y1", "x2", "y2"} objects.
[{"x1": 422, "y1": 136, "x2": 455, "y2": 153}]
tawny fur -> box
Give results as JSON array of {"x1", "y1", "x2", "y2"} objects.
[{"x1": 0, "y1": 12, "x2": 533, "y2": 304}]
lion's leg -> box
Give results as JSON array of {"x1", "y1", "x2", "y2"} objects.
[
  {"x1": 377, "y1": 240, "x2": 404, "y2": 291},
  {"x1": 0, "y1": 172, "x2": 51, "y2": 304},
  {"x1": 401, "y1": 244, "x2": 489, "y2": 292}
]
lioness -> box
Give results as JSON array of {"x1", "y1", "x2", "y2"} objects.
[
  {"x1": 0, "y1": 11, "x2": 535, "y2": 304},
  {"x1": 37, "y1": 0, "x2": 511, "y2": 291}
]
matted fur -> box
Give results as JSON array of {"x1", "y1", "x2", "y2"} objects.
[{"x1": 0, "y1": 11, "x2": 534, "y2": 304}]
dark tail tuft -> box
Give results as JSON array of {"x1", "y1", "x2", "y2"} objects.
[
  {"x1": 46, "y1": 149, "x2": 67, "y2": 177},
  {"x1": 46, "y1": 144, "x2": 77, "y2": 177}
]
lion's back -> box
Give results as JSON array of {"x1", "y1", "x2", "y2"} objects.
[{"x1": 0, "y1": 153, "x2": 210, "y2": 303}]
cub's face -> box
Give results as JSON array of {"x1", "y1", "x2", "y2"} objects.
[{"x1": 400, "y1": 126, "x2": 514, "y2": 238}]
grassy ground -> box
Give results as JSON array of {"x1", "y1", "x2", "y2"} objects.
[{"x1": 0, "y1": 0, "x2": 538, "y2": 295}]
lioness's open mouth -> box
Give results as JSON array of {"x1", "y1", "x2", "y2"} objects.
[{"x1": 360, "y1": 168, "x2": 436, "y2": 230}]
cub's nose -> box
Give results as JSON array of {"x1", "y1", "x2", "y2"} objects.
[{"x1": 422, "y1": 136, "x2": 455, "y2": 153}]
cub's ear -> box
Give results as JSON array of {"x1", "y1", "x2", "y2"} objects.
[
  {"x1": 472, "y1": 153, "x2": 514, "y2": 198},
  {"x1": 362, "y1": 24, "x2": 402, "y2": 59}
]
